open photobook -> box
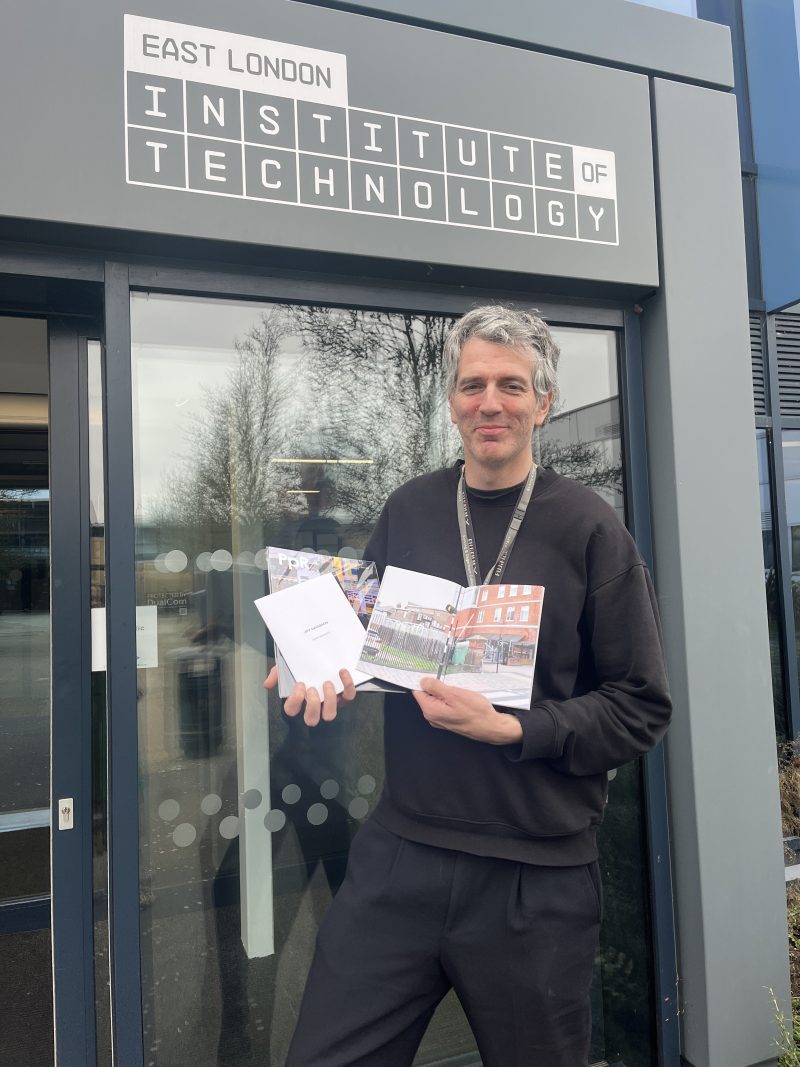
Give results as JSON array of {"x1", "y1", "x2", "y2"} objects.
[
  {"x1": 261, "y1": 548, "x2": 397, "y2": 697},
  {"x1": 357, "y1": 565, "x2": 545, "y2": 710}
]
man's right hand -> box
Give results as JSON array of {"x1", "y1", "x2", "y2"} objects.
[{"x1": 263, "y1": 666, "x2": 358, "y2": 726}]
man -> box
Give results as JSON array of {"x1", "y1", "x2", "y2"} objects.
[{"x1": 265, "y1": 305, "x2": 671, "y2": 1067}]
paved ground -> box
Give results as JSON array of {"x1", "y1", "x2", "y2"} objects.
[
  {"x1": 365, "y1": 661, "x2": 533, "y2": 707},
  {"x1": 0, "y1": 611, "x2": 49, "y2": 813},
  {"x1": 443, "y1": 666, "x2": 533, "y2": 706}
]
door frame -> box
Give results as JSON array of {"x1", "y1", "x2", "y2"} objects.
[
  {"x1": 106, "y1": 260, "x2": 679, "y2": 1067},
  {"x1": 0, "y1": 305, "x2": 101, "y2": 1062},
  {"x1": 49, "y1": 318, "x2": 99, "y2": 1065},
  {"x1": 0, "y1": 248, "x2": 680, "y2": 1067},
  {"x1": 0, "y1": 309, "x2": 100, "y2": 1064}
]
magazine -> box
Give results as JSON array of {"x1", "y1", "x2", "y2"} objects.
[
  {"x1": 264, "y1": 547, "x2": 397, "y2": 697},
  {"x1": 254, "y1": 574, "x2": 371, "y2": 694},
  {"x1": 357, "y1": 565, "x2": 545, "y2": 710}
]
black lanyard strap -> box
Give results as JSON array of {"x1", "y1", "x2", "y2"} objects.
[{"x1": 457, "y1": 464, "x2": 537, "y2": 587}]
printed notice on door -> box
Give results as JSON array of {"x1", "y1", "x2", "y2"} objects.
[{"x1": 91, "y1": 605, "x2": 159, "y2": 671}]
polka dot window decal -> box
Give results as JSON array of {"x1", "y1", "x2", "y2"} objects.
[
  {"x1": 219, "y1": 815, "x2": 240, "y2": 840},
  {"x1": 173, "y1": 823, "x2": 197, "y2": 847},
  {"x1": 357, "y1": 775, "x2": 376, "y2": 795},
  {"x1": 307, "y1": 803, "x2": 328, "y2": 826},
  {"x1": 158, "y1": 799, "x2": 180, "y2": 822},
  {"x1": 201, "y1": 793, "x2": 222, "y2": 815},
  {"x1": 242, "y1": 788, "x2": 263, "y2": 809},
  {"x1": 348, "y1": 797, "x2": 369, "y2": 820},
  {"x1": 264, "y1": 809, "x2": 287, "y2": 832}
]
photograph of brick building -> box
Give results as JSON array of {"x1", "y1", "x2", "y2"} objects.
[
  {"x1": 359, "y1": 567, "x2": 544, "y2": 708},
  {"x1": 448, "y1": 584, "x2": 544, "y2": 675}
]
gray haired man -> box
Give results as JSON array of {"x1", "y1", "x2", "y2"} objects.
[{"x1": 266, "y1": 304, "x2": 671, "y2": 1067}]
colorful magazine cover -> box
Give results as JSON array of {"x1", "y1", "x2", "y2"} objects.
[
  {"x1": 266, "y1": 547, "x2": 393, "y2": 696},
  {"x1": 357, "y1": 565, "x2": 545, "y2": 710}
]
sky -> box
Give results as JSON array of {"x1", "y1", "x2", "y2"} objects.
[{"x1": 376, "y1": 566, "x2": 460, "y2": 612}]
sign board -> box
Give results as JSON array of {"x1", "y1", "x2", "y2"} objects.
[
  {"x1": 0, "y1": 0, "x2": 658, "y2": 287},
  {"x1": 124, "y1": 15, "x2": 619, "y2": 247}
]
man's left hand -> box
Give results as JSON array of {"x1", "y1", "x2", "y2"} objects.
[{"x1": 413, "y1": 677, "x2": 523, "y2": 745}]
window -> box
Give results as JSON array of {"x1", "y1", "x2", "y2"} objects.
[
  {"x1": 477, "y1": 610, "x2": 484, "y2": 623},
  {"x1": 128, "y1": 290, "x2": 650, "y2": 1067},
  {"x1": 510, "y1": 584, "x2": 518, "y2": 596},
  {"x1": 506, "y1": 607, "x2": 515, "y2": 621},
  {"x1": 520, "y1": 606, "x2": 530, "y2": 622},
  {"x1": 130, "y1": 294, "x2": 474, "y2": 1065},
  {"x1": 542, "y1": 326, "x2": 623, "y2": 520}
]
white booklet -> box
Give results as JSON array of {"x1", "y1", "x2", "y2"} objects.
[
  {"x1": 254, "y1": 573, "x2": 372, "y2": 694},
  {"x1": 265, "y1": 547, "x2": 398, "y2": 696},
  {"x1": 357, "y1": 565, "x2": 545, "y2": 710}
]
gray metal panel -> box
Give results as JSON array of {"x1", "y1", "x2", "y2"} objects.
[
  {"x1": 0, "y1": 0, "x2": 657, "y2": 288},
  {"x1": 311, "y1": 0, "x2": 735, "y2": 89},
  {"x1": 641, "y1": 77, "x2": 789, "y2": 1067}
]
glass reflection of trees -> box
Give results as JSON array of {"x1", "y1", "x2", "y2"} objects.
[
  {"x1": 149, "y1": 305, "x2": 623, "y2": 539},
  {"x1": 152, "y1": 306, "x2": 462, "y2": 543},
  {"x1": 135, "y1": 298, "x2": 636, "y2": 1067}
]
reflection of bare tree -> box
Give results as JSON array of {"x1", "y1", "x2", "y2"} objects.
[
  {"x1": 151, "y1": 305, "x2": 624, "y2": 535},
  {"x1": 285, "y1": 307, "x2": 461, "y2": 527},
  {"x1": 153, "y1": 311, "x2": 297, "y2": 533},
  {"x1": 150, "y1": 307, "x2": 463, "y2": 534},
  {"x1": 538, "y1": 439, "x2": 623, "y2": 497}
]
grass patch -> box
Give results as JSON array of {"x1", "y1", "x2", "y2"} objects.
[
  {"x1": 365, "y1": 647, "x2": 440, "y2": 673},
  {"x1": 775, "y1": 745, "x2": 800, "y2": 1063}
]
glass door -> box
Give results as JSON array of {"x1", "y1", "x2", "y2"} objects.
[
  {"x1": 0, "y1": 311, "x2": 102, "y2": 1066},
  {"x1": 126, "y1": 292, "x2": 654, "y2": 1067},
  {"x1": 0, "y1": 316, "x2": 53, "y2": 1065}
]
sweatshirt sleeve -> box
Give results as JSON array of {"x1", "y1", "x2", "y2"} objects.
[{"x1": 506, "y1": 563, "x2": 672, "y2": 775}]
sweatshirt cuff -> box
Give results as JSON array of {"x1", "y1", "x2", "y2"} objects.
[{"x1": 503, "y1": 704, "x2": 559, "y2": 762}]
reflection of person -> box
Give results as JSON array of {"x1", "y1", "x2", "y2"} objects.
[
  {"x1": 266, "y1": 305, "x2": 672, "y2": 1067},
  {"x1": 286, "y1": 470, "x2": 342, "y2": 556}
]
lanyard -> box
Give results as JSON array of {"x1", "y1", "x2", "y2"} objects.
[{"x1": 457, "y1": 464, "x2": 537, "y2": 587}]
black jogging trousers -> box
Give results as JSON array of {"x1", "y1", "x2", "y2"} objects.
[{"x1": 285, "y1": 818, "x2": 602, "y2": 1067}]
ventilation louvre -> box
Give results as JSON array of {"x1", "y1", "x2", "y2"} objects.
[
  {"x1": 777, "y1": 312, "x2": 800, "y2": 416},
  {"x1": 750, "y1": 312, "x2": 767, "y2": 417}
]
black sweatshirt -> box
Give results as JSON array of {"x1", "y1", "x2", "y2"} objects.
[{"x1": 364, "y1": 463, "x2": 672, "y2": 866}]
